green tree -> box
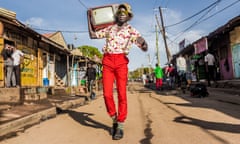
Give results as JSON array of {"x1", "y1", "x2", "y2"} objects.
[
  {"x1": 129, "y1": 67, "x2": 154, "y2": 79},
  {"x1": 78, "y1": 45, "x2": 103, "y2": 59}
]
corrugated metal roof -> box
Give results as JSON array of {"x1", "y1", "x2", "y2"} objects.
[
  {"x1": 0, "y1": 16, "x2": 70, "y2": 55},
  {"x1": 42, "y1": 33, "x2": 54, "y2": 38},
  {"x1": 208, "y1": 15, "x2": 240, "y2": 38},
  {"x1": 0, "y1": 8, "x2": 16, "y2": 20}
]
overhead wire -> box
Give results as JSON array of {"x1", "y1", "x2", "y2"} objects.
[
  {"x1": 156, "y1": 0, "x2": 222, "y2": 58},
  {"x1": 170, "y1": 0, "x2": 239, "y2": 43},
  {"x1": 150, "y1": 0, "x2": 163, "y2": 64},
  {"x1": 32, "y1": 0, "x2": 90, "y2": 33},
  {"x1": 77, "y1": 0, "x2": 88, "y2": 9},
  {"x1": 165, "y1": 0, "x2": 222, "y2": 28},
  {"x1": 198, "y1": 0, "x2": 240, "y2": 24},
  {"x1": 31, "y1": 0, "x2": 239, "y2": 41},
  {"x1": 171, "y1": 1, "x2": 219, "y2": 42},
  {"x1": 152, "y1": 0, "x2": 240, "y2": 64},
  {"x1": 151, "y1": 0, "x2": 165, "y2": 65},
  {"x1": 32, "y1": 27, "x2": 88, "y2": 33},
  {"x1": 153, "y1": 0, "x2": 158, "y2": 8},
  {"x1": 152, "y1": 0, "x2": 170, "y2": 54},
  {"x1": 151, "y1": 0, "x2": 160, "y2": 33},
  {"x1": 164, "y1": 0, "x2": 170, "y2": 8}
]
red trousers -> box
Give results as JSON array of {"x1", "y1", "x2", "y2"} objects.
[
  {"x1": 156, "y1": 78, "x2": 163, "y2": 89},
  {"x1": 102, "y1": 54, "x2": 129, "y2": 122}
]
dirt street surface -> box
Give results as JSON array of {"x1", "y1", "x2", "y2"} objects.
[{"x1": 0, "y1": 83, "x2": 239, "y2": 144}]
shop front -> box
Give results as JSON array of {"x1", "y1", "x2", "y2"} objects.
[{"x1": 193, "y1": 37, "x2": 208, "y2": 81}]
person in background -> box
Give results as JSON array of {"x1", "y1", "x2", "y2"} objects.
[
  {"x1": 185, "y1": 54, "x2": 192, "y2": 89},
  {"x1": 88, "y1": 3, "x2": 148, "y2": 140},
  {"x1": 85, "y1": 62, "x2": 97, "y2": 100},
  {"x1": 176, "y1": 54, "x2": 187, "y2": 87},
  {"x1": 204, "y1": 50, "x2": 215, "y2": 86},
  {"x1": 165, "y1": 63, "x2": 175, "y2": 89},
  {"x1": 142, "y1": 71, "x2": 147, "y2": 86},
  {"x1": 191, "y1": 69, "x2": 197, "y2": 82},
  {"x1": 1, "y1": 43, "x2": 16, "y2": 87},
  {"x1": 12, "y1": 44, "x2": 24, "y2": 87},
  {"x1": 154, "y1": 63, "x2": 164, "y2": 90}
]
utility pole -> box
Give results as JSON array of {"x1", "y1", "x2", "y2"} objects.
[
  {"x1": 158, "y1": 6, "x2": 171, "y2": 62},
  {"x1": 155, "y1": 24, "x2": 160, "y2": 65},
  {"x1": 141, "y1": 64, "x2": 144, "y2": 76},
  {"x1": 147, "y1": 54, "x2": 151, "y2": 73}
]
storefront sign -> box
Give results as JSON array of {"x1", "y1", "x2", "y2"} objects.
[
  {"x1": 179, "y1": 39, "x2": 185, "y2": 51},
  {"x1": 194, "y1": 37, "x2": 208, "y2": 54}
]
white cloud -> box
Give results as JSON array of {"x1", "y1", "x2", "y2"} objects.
[
  {"x1": 184, "y1": 30, "x2": 206, "y2": 43},
  {"x1": 163, "y1": 9, "x2": 182, "y2": 26},
  {"x1": 25, "y1": 17, "x2": 45, "y2": 27}
]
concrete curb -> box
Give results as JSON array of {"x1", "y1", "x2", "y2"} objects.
[
  {"x1": 0, "y1": 107, "x2": 57, "y2": 139},
  {"x1": 55, "y1": 97, "x2": 86, "y2": 111},
  {"x1": 0, "y1": 96, "x2": 90, "y2": 139}
]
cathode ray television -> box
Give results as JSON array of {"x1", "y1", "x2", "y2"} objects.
[{"x1": 87, "y1": 4, "x2": 119, "y2": 39}]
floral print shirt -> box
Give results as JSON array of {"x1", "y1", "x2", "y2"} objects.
[{"x1": 95, "y1": 24, "x2": 141, "y2": 54}]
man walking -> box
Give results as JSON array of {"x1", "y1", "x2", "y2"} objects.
[
  {"x1": 204, "y1": 50, "x2": 215, "y2": 86},
  {"x1": 176, "y1": 54, "x2": 187, "y2": 87},
  {"x1": 85, "y1": 62, "x2": 97, "y2": 100},
  {"x1": 88, "y1": 3, "x2": 148, "y2": 140}
]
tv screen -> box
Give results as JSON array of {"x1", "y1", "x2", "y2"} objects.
[
  {"x1": 87, "y1": 4, "x2": 119, "y2": 39},
  {"x1": 92, "y1": 6, "x2": 115, "y2": 26}
]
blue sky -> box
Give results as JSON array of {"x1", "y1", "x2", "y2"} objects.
[{"x1": 1, "y1": 0, "x2": 239, "y2": 71}]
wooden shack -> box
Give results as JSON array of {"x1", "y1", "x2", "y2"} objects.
[{"x1": 0, "y1": 8, "x2": 71, "y2": 103}]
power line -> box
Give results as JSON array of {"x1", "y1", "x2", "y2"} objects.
[
  {"x1": 31, "y1": 0, "x2": 89, "y2": 34},
  {"x1": 77, "y1": 0, "x2": 88, "y2": 9},
  {"x1": 171, "y1": 0, "x2": 239, "y2": 43},
  {"x1": 173, "y1": 2, "x2": 218, "y2": 40},
  {"x1": 152, "y1": 0, "x2": 158, "y2": 8},
  {"x1": 165, "y1": 0, "x2": 222, "y2": 28},
  {"x1": 33, "y1": 27, "x2": 88, "y2": 33},
  {"x1": 198, "y1": 0, "x2": 240, "y2": 24},
  {"x1": 164, "y1": 0, "x2": 170, "y2": 8}
]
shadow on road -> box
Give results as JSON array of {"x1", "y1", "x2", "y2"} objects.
[
  {"x1": 139, "y1": 115, "x2": 153, "y2": 144},
  {"x1": 149, "y1": 95, "x2": 239, "y2": 144},
  {"x1": 66, "y1": 110, "x2": 111, "y2": 135},
  {"x1": 145, "y1": 82, "x2": 240, "y2": 120},
  {"x1": 149, "y1": 95, "x2": 240, "y2": 135},
  {"x1": 174, "y1": 101, "x2": 240, "y2": 120},
  {"x1": 174, "y1": 116, "x2": 240, "y2": 134}
]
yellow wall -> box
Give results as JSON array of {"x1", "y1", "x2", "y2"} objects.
[
  {"x1": 18, "y1": 44, "x2": 38, "y2": 86},
  {"x1": 38, "y1": 49, "x2": 44, "y2": 86},
  {"x1": 230, "y1": 26, "x2": 240, "y2": 46},
  {"x1": 0, "y1": 38, "x2": 4, "y2": 87}
]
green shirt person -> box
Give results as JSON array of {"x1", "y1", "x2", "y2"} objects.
[{"x1": 154, "y1": 63, "x2": 164, "y2": 90}]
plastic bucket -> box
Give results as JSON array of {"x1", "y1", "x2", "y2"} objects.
[{"x1": 43, "y1": 78, "x2": 49, "y2": 86}]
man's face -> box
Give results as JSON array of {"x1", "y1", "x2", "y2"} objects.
[
  {"x1": 5, "y1": 44, "x2": 10, "y2": 49},
  {"x1": 116, "y1": 8, "x2": 129, "y2": 24}
]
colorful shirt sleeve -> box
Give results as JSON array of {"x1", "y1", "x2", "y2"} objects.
[
  {"x1": 129, "y1": 27, "x2": 141, "y2": 45},
  {"x1": 95, "y1": 26, "x2": 112, "y2": 39}
]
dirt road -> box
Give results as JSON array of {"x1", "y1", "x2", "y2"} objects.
[{"x1": 1, "y1": 83, "x2": 239, "y2": 144}]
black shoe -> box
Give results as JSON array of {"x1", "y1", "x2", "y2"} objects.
[
  {"x1": 90, "y1": 92, "x2": 96, "y2": 99},
  {"x1": 113, "y1": 128, "x2": 124, "y2": 140},
  {"x1": 111, "y1": 123, "x2": 118, "y2": 136}
]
